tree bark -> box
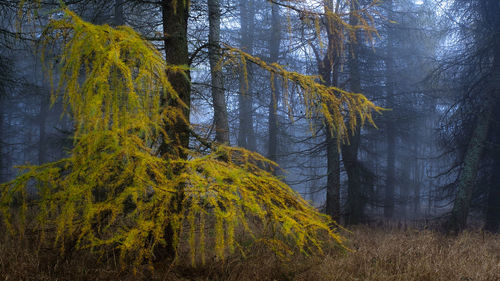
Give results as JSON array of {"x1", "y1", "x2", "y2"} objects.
[
  {"x1": 208, "y1": 0, "x2": 229, "y2": 144},
  {"x1": 342, "y1": 1, "x2": 364, "y2": 225},
  {"x1": 114, "y1": 0, "x2": 124, "y2": 26},
  {"x1": 448, "y1": 101, "x2": 493, "y2": 232},
  {"x1": 326, "y1": 129, "x2": 341, "y2": 220},
  {"x1": 237, "y1": 0, "x2": 256, "y2": 151},
  {"x1": 38, "y1": 94, "x2": 48, "y2": 165},
  {"x1": 159, "y1": 0, "x2": 190, "y2": 257},
  {"x1": 159, "y1": 0, "x2": 190, "y2": 159},
  {"x1": 448, "y1": 23, "x2": 500, "y2": 233},
  {"x1": 384, "y1": 0, "x2": 396, "y2": 219},
  {"x1": 267, "y1": 2, "x2": 280, "y2": 163},
  {"x1": 321, "y1": 0, "x2": 341, "y2": 221},
  {"x1": 485, "y1": 159, "x2": 500, "y2": 232},
  {"x1": 0, "y1": 62, "x2": 4, "y2": 183},
  {"x1": 342, "y1": 128, "x2": 363, "y2": 225}
]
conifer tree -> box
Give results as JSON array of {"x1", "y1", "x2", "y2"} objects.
[{"x1": 0, "y1": 1, "x2": 380, "y2": 269}]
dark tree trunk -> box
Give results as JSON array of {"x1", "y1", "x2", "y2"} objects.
[
  {"x1": 343, "y1": 128, "x2": 363, "y2": 225},
  {"x1": 159, "y1": 0, "x2": 190, "y2": 257},
  {"x1": 159, "y1": 0, "x2": 190, "y2": 159},
  {"x1": 485, "y1": 160, "x2": 500, "y2": 232},
  {"x1": 384, "y1": 0, "x2": 396, "y2": 219},
  {"x1": 267, "y1": 2, "x2": 280, "y2": 163},
  {"x1": 400, "y1": 159, "x2": 410, "y2": 219},
  {"x1": 483, "y1": 0, "x2": 500, "y2": 234},
  {"x1": 413, "y1": 151, "x2": 421, "y2": 216},
  {"x1": 208, "y1": 0, "x2": 229, "y2": 144},
  {"x1": 448, "y1": 101, "x2": 493, "y2": 232},
  {"x1": 342, "y1": 1, "x2": 364, "y2": 225},
  {"x1": 322, "y1": 0, "x2": 341, "y2": 221},
  {"x1": 38, "y1": 94, "x2": 48, "y2": 165},
  {"x1": 326, "y1": 130, "x2": 341, "y2": 220},
  {"x1": 448, "y1": 27, "x2": 500, "y2": 233},
  {"x1": 113, "y1": 0, "x2": 124, "y2": 26},
  {"x1": 237, "y1": 0, "x2": 256, "y2": 151},
  {"x1": 0, "y1": 83, "x2": 3, "y2": 182}
]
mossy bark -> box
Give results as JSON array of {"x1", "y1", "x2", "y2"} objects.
[
  {"x1": 160, "y1": 0, "x2": 191, "y2": 257},
  {"x1": 160, "y1": 0, "x2": 190, "y2": 159},
  {"x1": 449, "y1": 24, "x2": 500, "y2": 233},
  {"x1": 448, "y1": 101, "x2": 493, "y2": 232}
]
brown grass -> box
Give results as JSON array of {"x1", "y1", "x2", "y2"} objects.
[{"x1": 1, "y1": 226, "x2": 499, "y2": 281}]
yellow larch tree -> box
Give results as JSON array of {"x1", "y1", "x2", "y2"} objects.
[{"x1": 1, "y1": 1, "x2": 380, "y2": 270}]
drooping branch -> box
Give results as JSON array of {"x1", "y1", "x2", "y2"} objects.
[{"x1": 223, "y1": 45, "x2": 383, "y2": 145}]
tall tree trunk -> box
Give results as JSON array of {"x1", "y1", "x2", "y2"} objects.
[
  {"x1": 342, "y1": 1, "x2": 363, "y2": 225},
  {"x1": 400, "y1": 158, "x2": 410, "y2": 219},
  {"x1": 482, "y1": 0, "x2": 500, "y2": 234},
  {"x1": 322, "y1": 0, "x2": 341, "y2": 221},
  {"x1": 159, "y1": 0, "x2": 190, "y2": 158},
  {"x1": 448, "y1": 28, "x2": 500, "y2": 233},
  {"x1": 326, "y1": 130, "x2": 340, "y2": 220},
  {"x1": 267, "y1": 2, "x2": 280, "y2": 163},
  {"x1": 342, "y1": 127, "x2": 362, "y2": 224},
  {"x1": 208, "y1": 0, "x2": 229, "y2": 144},
  {"x1": 448, "y1": 101, "x2": 493, "y2": 232},
  {"x1": 384, "y1": 0, "x2": 396, "y2": 219},
  {"x1": 238, "y1": 0, "x2": 256, "y2": 151},
  {"x1": 159, "y1": 0, "x2": 190, "y2": 256}
]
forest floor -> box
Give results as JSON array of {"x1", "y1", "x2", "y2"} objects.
[{"x1": 1, "y1": 226, "x2": 499, "y2": 281}]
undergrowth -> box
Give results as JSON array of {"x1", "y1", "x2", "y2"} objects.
[{"x1": 1, "y1": 226, "x2": 498, "y2": 281}]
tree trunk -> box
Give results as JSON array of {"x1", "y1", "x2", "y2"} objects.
[
  {"x1": 38, "y1": 94, "x2": 48, "y2": 165},
  {"x1": 159, "y1": 0, "x2": 190, "y2": 158},
  {"x1": 237, "y1": 0, "x2": 256, "y2": 151},
  {"x1": 448, "y1": 101, "x2": 493, "y2": 232},
  {"x1": 322, "y1": 0, "x2": 341, "y2": 221},
  {"x1": 413, "y1": 150, "x2": 421, "y2": 216},
  {"x1": 483, "y1": 0, "x2": 500, "y2": 234},
  {"x1": 342, "y1": 1, "x2": 364, "y2": 225},
  {"x1": 208, "y1": 0, "x2": 229, "y2": 144},
  {"x1": 0, "y1": 80, "x2": 4, "y2": 182},
  {"x1": 113, "y1": 0, "x2": 124, "y2": 26},
  {"x1": 485, "y1": 159, "x2": 500, "y2": 232},
  {"x1": 448, "y1": 26, "x2": 500, "y2": 233},
  {"x1": 159, "y1": 0, "x2": 190, "y2": 257},
  {"x1": 267, "y1": 2, "x2": 280, "y2": 163},
  {"x1": 326, "y1": 130, "x2": 341, "y2": 220},
  {"x1": 343, "y1": 128, "x2": 363, "y2": 225},
  {"x1": 400, "y1": 158, "x2": 410, "y2": 219},
  {"x1": 384, "y1": 0, "x2": 396, "y2": 219}
]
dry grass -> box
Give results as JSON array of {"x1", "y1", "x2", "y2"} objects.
[
  {"x1": 297, "y1": 227, "x2": 500, "y2": 281},
  {"x1": 1, "y1": 226, "x2": 499, "y2": 281}
]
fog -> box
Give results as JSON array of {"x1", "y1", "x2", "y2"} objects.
[{"x1": 0, "y1": 0, "x2": 499, "y2": 233}]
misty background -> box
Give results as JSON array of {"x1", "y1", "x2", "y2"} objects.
[{"x1": 0, "y1": 0, "x2": 499, "y2": 232}]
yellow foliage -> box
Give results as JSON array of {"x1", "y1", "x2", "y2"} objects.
[
  {"x1": 0, "y1": 8, "x2": 352, "y2": 269},
  {"x1": 224, "y1": 46, "x2": 382, "y2": 145}
]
